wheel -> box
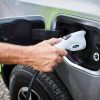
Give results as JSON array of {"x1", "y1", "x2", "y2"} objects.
[{"x1": 9, "y1": 65, "x2": 73, "y2": 100}]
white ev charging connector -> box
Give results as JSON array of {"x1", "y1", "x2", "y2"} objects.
[{"x1": 55, "y1": 30, "x2": 86, "y2": 51}]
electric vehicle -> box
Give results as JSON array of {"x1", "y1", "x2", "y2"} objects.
[{"x1": 1, "y1": 0, "x2": 100, "y2": 100}]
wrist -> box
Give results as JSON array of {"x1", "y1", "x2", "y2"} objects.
[
  {"x1": 12, "y1": 46, "x2": 29, "y2": 65},
  {"x1": 21, "y1": 46, "x2": 35, "y2": 66}
]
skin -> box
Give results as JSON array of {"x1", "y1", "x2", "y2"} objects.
[{"x1": 0, "y1": 38, "x2": 67, "y2": 72}]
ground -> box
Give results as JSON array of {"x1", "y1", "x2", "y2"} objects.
[{"x1": 0, "y1": 79, "x2": 10, "y2": 100}]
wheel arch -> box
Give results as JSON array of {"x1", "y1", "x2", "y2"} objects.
[{"x1": 2, "y1": 64, "x2": 16, "y2": 88}]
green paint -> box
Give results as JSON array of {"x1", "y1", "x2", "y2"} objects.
[
  {"x1": 0, "y1": 65, "x2": 1, "y2": 78},
  {"x1": 25, "y1": 3, "x2": 100, "y2": 29}
]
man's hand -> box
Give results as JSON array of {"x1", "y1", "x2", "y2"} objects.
[{"x1": 25, "y1": 38, "x2": 68, "y2": 72}]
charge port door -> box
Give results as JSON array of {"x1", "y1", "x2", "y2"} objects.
[{"x1": 0, "y1": 16, "x2": 45, "y2": 45}]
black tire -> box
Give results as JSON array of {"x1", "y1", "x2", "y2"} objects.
[{"x1": 9, "y1": 65, "x2": 73, "y2": 100}]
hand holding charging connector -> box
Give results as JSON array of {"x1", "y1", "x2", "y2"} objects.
[
  {"x1": 55, "y1": 30, "x2": 86, "y2": 51},
  {"x1": 25, "y1": 30, "x2": 86, "y2": 100}
]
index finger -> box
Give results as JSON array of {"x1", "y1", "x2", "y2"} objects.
[
  {"x1": 45, "y1": 38, "x2": 62, "y2": 46},
  {"x1": 55, "y1": 48, "x2": 68, "y2": 56}
]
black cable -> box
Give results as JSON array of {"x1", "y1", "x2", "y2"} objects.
[{"x1": 25, "y1": 70, "x2": 39, "y2": 100}]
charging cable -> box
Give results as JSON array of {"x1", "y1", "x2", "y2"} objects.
[{"x1": 25, "y1": 70, "x2": 39, "y2": 100}]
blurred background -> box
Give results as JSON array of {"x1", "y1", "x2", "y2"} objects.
[{"x1": 0, "y1": 0, "x2": 100, "y2": 18}]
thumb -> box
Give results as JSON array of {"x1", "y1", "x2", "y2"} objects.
[{"x1": 45, "y1": 38, "x2": 62, "y2": 46}]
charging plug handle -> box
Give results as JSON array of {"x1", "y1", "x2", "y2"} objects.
[{"x1": 55, "y1": 30, "x2": 86, "y2": 51}]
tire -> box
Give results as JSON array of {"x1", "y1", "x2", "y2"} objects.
[{"x1": 9, "y1": 65, "x2": 73, "y2": 100}]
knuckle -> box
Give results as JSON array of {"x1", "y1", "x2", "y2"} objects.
[
  {"x1": 42, "y1": 40, "x2": 45, "y2": 42},
  {"x1": 54, "y1": 48, "x2": 59, "y2": 54},
  {"x1": 51, "y1": 48, "x2": 56, "y2": 54},
  {"x1": 58, "y1": 57, "x2": 63, "y2": 61},
  {"x1": 43, "y1": 40, "x2": 47, "y2": 43},
  {"x1": 53, "y1": 55, "x2": 58, "y2": 62},
  {"x1": 59, "y1": 58, "x2": 63, "y2": 63},
  {"x1": 63, "y1": 50, "x2": 67, "y2": 55},
  {"x1": 51, "y1": 48, "x2": 55, "y2": 53},
  {"x1": 53, "y1": 63, "x2": 58, "y2": 67},
  {"x1": 51, "y1": 38, "x2": 56, "y2": 40},
  {"x1": 57, "y1": 57, "x2": 63, "y2": 63},
  {"x1": 58, "y1": 49, "x2": 67, "y2": 56}
]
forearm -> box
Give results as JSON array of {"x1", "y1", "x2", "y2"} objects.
[
  {"x1": 0, "y1": 38, "x2": 67, "y2": 72},
  {"x1": 0, "y1": 43, "x2": 28, "y2": 65}
]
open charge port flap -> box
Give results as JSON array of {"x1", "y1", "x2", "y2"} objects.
[
  {"x1": 0, "y1": 18, "x2": 62, "y2": 45},
  {"x1": 0, "y1": 19, "x2": 45, "y2": 45},
  {"x1": 32, "y1": 29, "x2": 63, "y2": 43},
  {"x1": 55, "y1": 18, "x2": 100, "y2": 71}
]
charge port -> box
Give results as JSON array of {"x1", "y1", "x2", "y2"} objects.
[{"x1": 54, "y1": 16, "x2": 100, "y2": 71}]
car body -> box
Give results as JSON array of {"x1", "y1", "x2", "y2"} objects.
[{"x1": 1, "y1": 0, "x2": 100, "y2": 100}]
